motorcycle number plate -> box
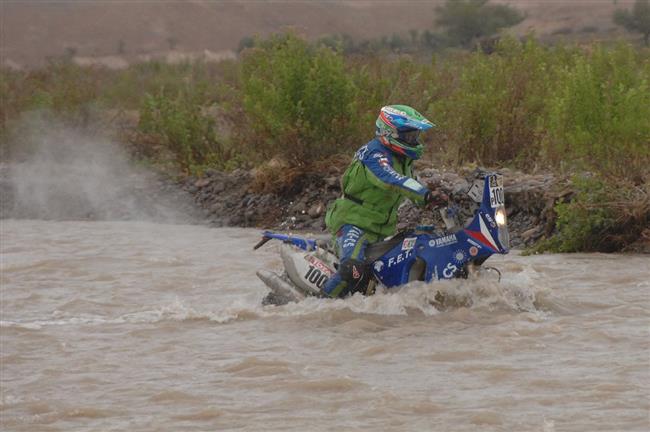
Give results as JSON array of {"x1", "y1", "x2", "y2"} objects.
[{"x1": 488, "y1": 175, "x2": 504, "y2": 208}]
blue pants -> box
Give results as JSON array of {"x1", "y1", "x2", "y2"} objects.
[{"x1": 322, "y1": 224, "x2": 373, "y2": 298}]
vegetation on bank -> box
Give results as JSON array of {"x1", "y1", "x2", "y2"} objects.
[{"x1": 1, "y1": 34, "x2": 648, "y2": 252}]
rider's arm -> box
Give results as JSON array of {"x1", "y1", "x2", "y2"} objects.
[{"x1": 361, "y1": 151, "x2": 429, "y2": 203}]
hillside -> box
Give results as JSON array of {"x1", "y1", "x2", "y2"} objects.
[{"x1": 0, "y1": 0, "x2": 637, "y2": 69}]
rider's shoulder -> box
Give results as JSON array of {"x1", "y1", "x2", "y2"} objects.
[{"x1": 355, "y1": 139, "x2": 390, "y2": 162}]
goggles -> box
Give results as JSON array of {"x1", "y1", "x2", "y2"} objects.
[{"x1": 397, "y1": 129, "x2": 421, "y2": 146}]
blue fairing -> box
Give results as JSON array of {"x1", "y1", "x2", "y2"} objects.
[
  {"x1": 371, "y1": 230, "x2": 494, "y2": 287},
  {"x1": 372, "y1": 173, "x2": 509, "y2": 286}
]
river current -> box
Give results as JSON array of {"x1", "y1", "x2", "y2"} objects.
[{"x1": 1, "y1": 220, "x2": 648, "y2": 431}]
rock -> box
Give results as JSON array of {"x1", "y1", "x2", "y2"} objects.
[
  {"x1": 148, "y1": 165, "x2": 581, "y2": 250},
  {"x1": 451, "y1": 180, "x2": 470, "y2": 195},
  {"x1": 292, "y1": 202, "x2": 306, "y2": 214},
  {"x1": 308, "y1": 202, "x2": 325, "y2": 218},
  {"x1": 194, "y1": 178, "x2": 210, "y2": 188},
  {"x1": 211, "y1": 181, "x2": 226, "y2": 194},
  {"x1": 325, "y1": 176, "x2": 339, "y2": 188},
  {"x1": 209, "y1": 202, "x2": 225, "y2": 214},
  {"x1": 228, "y1": 213, "x2": 244, "y2": 225},
  {"x1": 521, "y1": 227, "x2": 542, "y2": 240},
  {"x1": 311, "y1": 219, "x2": 325, "y2": 231}
]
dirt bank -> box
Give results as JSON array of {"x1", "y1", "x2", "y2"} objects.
[
  {"x1": 178, "y1": 166, "x2": 569, "y2": 249},
  {"x1": 3, "y1": 158, "x2": 647, "y2": 253}
]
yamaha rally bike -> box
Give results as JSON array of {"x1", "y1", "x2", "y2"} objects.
[{"x1": 254, "y1": 171, "x2": 510, "y2": 306}]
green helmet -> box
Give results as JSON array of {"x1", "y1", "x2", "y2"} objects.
[{"x1": 375, "y1": 105, "x2": 435, "y2": 160}]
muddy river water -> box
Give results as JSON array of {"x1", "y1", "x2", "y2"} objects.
[{"x1": 1, "y1": 220, "x2": 648, "y2": 431}]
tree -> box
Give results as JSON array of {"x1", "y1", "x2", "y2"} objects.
[
  {"x1": 435, "y1": 0, "x2": 524, "y2": 48},
  {"x1": 614, "y1": 0, "x2": 650, "y2": 46}
]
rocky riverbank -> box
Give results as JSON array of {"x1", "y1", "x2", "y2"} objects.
[
  {"x1": 179, "y1": 166, "x2": 570, "y2": 249},
  {"x1": 3, "y1": 156, "x2": 647, "y2": 253}
]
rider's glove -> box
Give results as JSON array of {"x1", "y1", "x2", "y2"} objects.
[{"x1": 424, "y1": 190, "x2": 449, "y2": 207}]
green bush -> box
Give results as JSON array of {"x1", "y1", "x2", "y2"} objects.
[
  {"x1": 431, "y1": 37, "x2": 555, "y2": 165},
  {"x1": 4, "y1": 34, "x2": 646, "y2": 182},
  {"x1": 238, "y1": 33, "x2": 358, "y2": 165},
  {"x1": 532, "y1": 175, "x2": 650, "y2": 253},
  {"x1": 106, "y1": 60, "x2": 234, "y2": 110},
  {"x1": 542, "y1": 43, "x2": 650, "y2": 180},
  {"x1": 435, "y1": 0, "x2": 524, "y2": 48},
  {"x1": 138, "y1": 89, "x2": 224, "y2": 173}
]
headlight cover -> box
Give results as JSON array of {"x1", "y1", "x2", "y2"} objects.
[{"x1": 495, "y1": 207, "x2": 507, "y2": 226}]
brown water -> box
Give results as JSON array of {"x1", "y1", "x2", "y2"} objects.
[{"x1": 1, "y1": 220, "x2": 649, "y2": 431}]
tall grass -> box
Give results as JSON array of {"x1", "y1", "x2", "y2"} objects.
[
  {"x1": 543, "y1": 44, "x2": 650, "y2": 180},
  {"x1": 3, "y1": 36, "x2": 647, "y2": 178},
  {"x1": 236, "y1": 33, "x2": 358, "y2": 165}
]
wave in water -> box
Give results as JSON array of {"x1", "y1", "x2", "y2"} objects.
[{"x1": 1, "y1": 268, "x2": 556, "y2": 329}]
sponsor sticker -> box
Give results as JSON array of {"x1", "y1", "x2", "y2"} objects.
[
  {"x1": 304, "y1": 255, "x2": 333, "y2": 276},
  {"x1": 352, "y1": 265, "x2": 361, "y2": 279},
  {"x1": 484, "y1": 213, "x2": 497, "y2": 228},
  {"x1": 453, "y1": 249, "x2": 466, "y2": 264},
  {"x1": 469, "y1": 246, "x2": 479, "y2": 256},
  {"x1": 387, "y1": 250, "x2": 413, "y2": 268},
  {"x1": 355, "y1": 145, "x2": 369, "y2": 160},
  {"x1": 402, "y1": 237, "x2": 417, "y2": 251},
  {"x1": 373, "y1": 261, "x2": 384, "y2": 272},
  {"x1": 428, "y1": 234, "x2": 458, "y2": 248},
  {"x1": 442, "y1": 262, "x2": 458, "y2": 278},
  {"x1": 383, "y1": 106, "x2": 407, "y2": 116}
]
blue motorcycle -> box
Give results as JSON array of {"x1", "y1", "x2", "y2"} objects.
[{"x1": 254, "y1": 171, "x2": 510, "y2": 306}]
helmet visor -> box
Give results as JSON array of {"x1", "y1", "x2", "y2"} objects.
[{"x1": 397, "y1": 129, "x2": 421, "y2": 146}]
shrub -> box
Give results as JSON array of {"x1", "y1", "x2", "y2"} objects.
[
  {"x1": 542, "y1": 43, "x2": 650, "y2": 180},
  {"x1": 532, "y1": 175, "x2": 650, "y2": 253},
  {"x1": 138, "y1": 89, "x2": 225, "y2": 173},
  {"x1": 613, "y1": 0, "x2": 650, "y2": 46},
  {"x1": 106, "y1": 60, "x2": 230, "y2": 110},
  {"x1": 238, "y1": 33, "x2": 358, "y2": 165},
  {"x1": 430, "y1": 37, "x2": 554, "y2": 166},
  {"x1": 435, "y1": 0, "x2": 525, "y2": 48}
]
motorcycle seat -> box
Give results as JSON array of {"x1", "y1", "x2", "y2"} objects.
[{"x1": 364, "y1": 232, "x2": 407, "y2": 263}]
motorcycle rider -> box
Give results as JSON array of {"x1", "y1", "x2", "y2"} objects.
[{"x1": 322, "y1": 105, "x2": 447, "y2": 298}]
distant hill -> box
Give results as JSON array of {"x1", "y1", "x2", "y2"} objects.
[{"x1": 0, "y1": 0, "x2": 636, "y2": 69}]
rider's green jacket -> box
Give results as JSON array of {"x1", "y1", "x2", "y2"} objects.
[{"x1": 325, "y1": 139, "x2": 430, "y2": 239}]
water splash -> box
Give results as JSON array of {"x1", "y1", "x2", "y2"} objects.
[
  {"x1": 2, "y1": 113, "x2": 199, "y2": 223},
  {"x1": 0, "y1": 265, "x2": 557, "y2": 330}
]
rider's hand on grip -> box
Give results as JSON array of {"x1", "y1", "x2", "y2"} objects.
[{"x1": 424, "y1": 190, "x2": 448, "y2": 207}]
